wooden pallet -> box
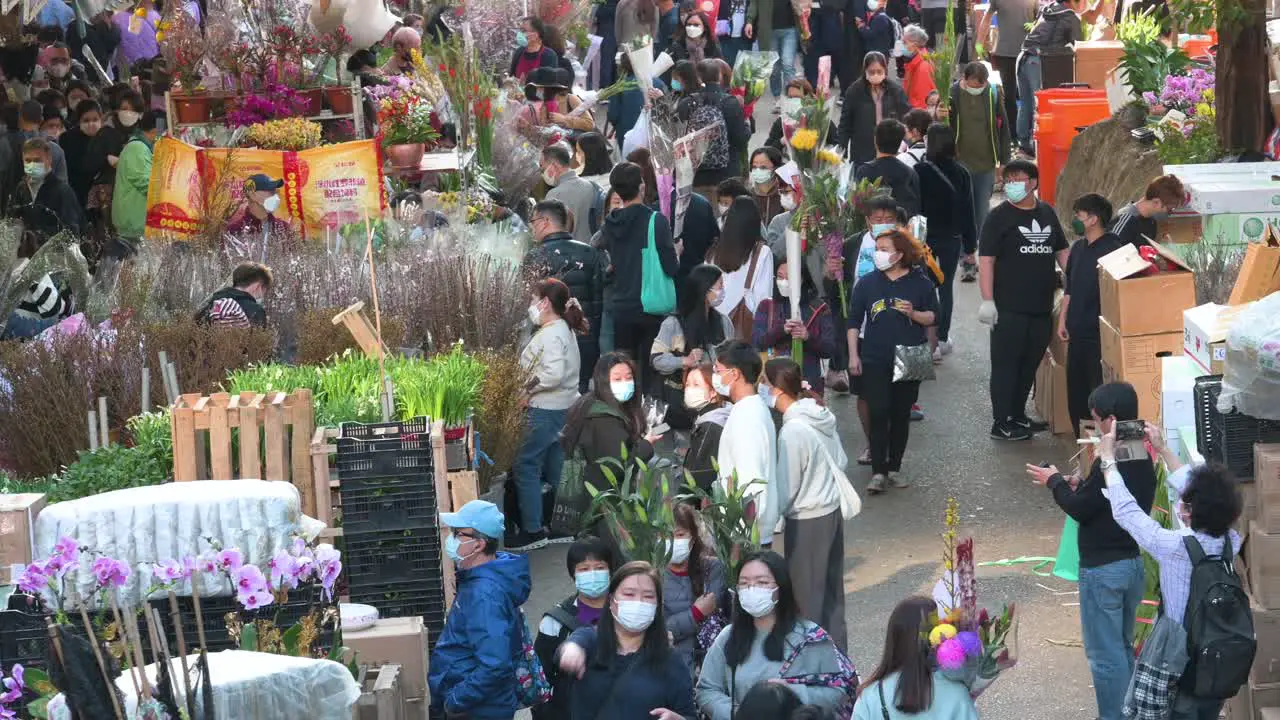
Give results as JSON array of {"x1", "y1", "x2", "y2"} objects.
[
  {"x1": 170, "y1": 390, "x2": 317, "y2": 517},
  {"x1": 351, "y1": 664, "x2": 406, "y2": 720}
]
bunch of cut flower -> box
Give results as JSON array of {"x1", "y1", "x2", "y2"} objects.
[
  {"x1": 730, "y1": 51, "x2": 778, "y2": 121},
  {"x1": 787, "y1": 94, "x2": 842, "y2": 252},
  {"x1": 570, "y1": 76, "x2": 640, "y2": 118},
  {"x1": 243, "y1": 117, "x2": 324, "y2": 151},
  {"x1": 928, "y1": 498, "x2": 1018, "y2": 698},
  {"x1": 929, "y1": 0, "x2": 959, "y2": 98},
  {"x1": 367, "y1": 77, "x2": 443, "y2": 147}
]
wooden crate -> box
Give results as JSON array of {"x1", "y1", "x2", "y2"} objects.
[
  {"x1": 351, "y1": 664, "x2": 406, "y2": 720},
  {"x1": 170, "y1": 390, "x2": 317, "y2": 516}
]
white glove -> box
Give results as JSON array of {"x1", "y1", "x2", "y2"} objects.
[{"x1": 978, "y1": 300, "x2": 998, "y2": 326}]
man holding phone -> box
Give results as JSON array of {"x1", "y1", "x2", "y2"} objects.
[{"x1": 1024, "y1": 382, "x2": 1157, "y2": 720}]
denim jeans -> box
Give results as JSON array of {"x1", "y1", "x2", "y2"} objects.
[
  {"x1": 720, "y1": 36, "x2": 748, "y2": 70},
  {"x1": 3, "y1": 312, "x2": 58, "y2": 340},
  {"x1": 1015, "y1": 53, "x2": 1043, "y2": 151},
  {"x1": 1078, "y1": 556, "x2": 1145, "y2": 720},
  {"x1": 969, "y1": 169, "x2": 995, "y2": 239},
  {"x1": 513, "y1": 407, "x2": 568, "y2": 534},
  {"x1": 770, "y1": 27, "x2": 801, "y2": 97},
  {"x1": 1168, "y1": 690, "x2": 1224, "y2": 720}
]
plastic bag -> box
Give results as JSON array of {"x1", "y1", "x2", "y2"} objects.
[{"x1": 1217, "y1": 292, "x2": 1280, "y2": 420}]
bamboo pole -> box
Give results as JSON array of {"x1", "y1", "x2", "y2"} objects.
[
  {"x1": 98, "y1": 397, "x2": 109, "y2": 448},
  {"x1": 168, "y1": 592, "x2": 196, "y2": 719},
  {"x1": 158, "y1": 352, "x2": 173, "y2": 401},
  {"x1": 88, "y1": 410, "x2": 99, "y2": 450},
  {"x1": 364, "y1": 209, "x2": 391, "y2": 422},
  {"x1": 141, "y1": 367, "x2": 151, "y2": 413},
  {"x1": 79, "y1": 605, "x2": 125, "y2": 720},
  {"x1": 108, "y1": 597, "x2": 143, "y2": 701},
  {"x1": 122, "y1": 608, "x2": 153, "y2": 698}
]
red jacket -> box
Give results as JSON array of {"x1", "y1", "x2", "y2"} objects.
[{"x1": 904, "y1": 53, "x2": 937, "y2": 110}]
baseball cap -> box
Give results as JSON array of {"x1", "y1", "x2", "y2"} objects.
[
  {"x1": 247, "y1": 173, "x2": 284, "y2": 192},
  {"x1": 440, "y1": 500, "x2": 505, "y2": 539}
]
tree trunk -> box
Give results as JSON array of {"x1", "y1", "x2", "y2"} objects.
[{"x1": 1216, "y1": 0, "x2": 1270, "y2": 153}]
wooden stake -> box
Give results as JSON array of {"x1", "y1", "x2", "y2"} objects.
[
  {"x1": 123, "y1": 608, "x2": 153, "y2": 698},
  {"x1": 364, "y1": 209, "x2": 390, "y2": 422},
  {"x1": 166, "y1": 362, "x2": 180, "y2": 402},
  {"x1": 98, "y1": 397, "x2": 109, "y2": 448},
  {"x1": 190, "y1": 573, "x2": 211, "y2": 653},
  {"x1": 141, "y1": 367, "x2": 151, "y2": 413},
  {"x1": 79, "y1": 605, "x2": 125, "y2": 720},
  {"x1": 158, "y1": 352, "x2": 173, "y2": 401},
  {"x1": 168, "y1": 591, "x2": 196, "y2": 719},
  {"x1": 88, "y1": 410, "x2": 99, "y2": 450},
  {"x1": 108, "y1": 596, "x2": 143, "y2": 700}
]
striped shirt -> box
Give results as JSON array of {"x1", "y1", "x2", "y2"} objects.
[{"x1": 1104, "y1": 464, "x2": 1241, "y2": 623}]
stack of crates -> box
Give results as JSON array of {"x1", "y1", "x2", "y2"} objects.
[{"x1": 337, "y1": 418, "x2": 448, "y2": 649}]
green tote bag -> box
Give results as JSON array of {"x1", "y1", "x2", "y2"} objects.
[{"x1": 640, "y1": 212, "x2": 676, "y2": 315}]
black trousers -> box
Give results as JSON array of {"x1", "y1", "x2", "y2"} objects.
[
  {"x1": 613, "y1": 312, "x2": 664, "y2": 395},
  {"x1": 577, "y1": 331, "x2": 600, "y2": 394},
  {"x1": 922, "y1": 6, "x2": 970, "y2": 62},
  {"x1": 928, "y1": 237, "x2": 961, "y2": 342},
  {"x1": 861, "y1": 363, "x2": 920, "y2": 474},
  {"x1": 989, "y1": 310, "x2": 1052, "y2": 422},
  {"x1": 804, "y1": 10, "x2": 845, "y2": 93},
  {"x1": 826, "y1": 276, "x2": 850, "y2": 369},
  {"x1": 1066, "y1": 337, "x2": 1103, "y2": 437},
  {"x1": 990, "y1": 54, "x2": 1020, "y2": 136}
]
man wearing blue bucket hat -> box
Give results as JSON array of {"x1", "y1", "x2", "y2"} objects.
[{"x1": 430, "y1": 500, "x2": 533, "y2": 719}]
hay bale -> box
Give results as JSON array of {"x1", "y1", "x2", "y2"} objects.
[{"x1": 1052, "y1": 115, "x2": 1165, "y2": 229}]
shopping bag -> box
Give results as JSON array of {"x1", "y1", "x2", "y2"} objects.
[
  {"x1": 640, "y1": 212, "x2": 676, "y2": 315},
  {"x1": 1052, "y1": 516, "x2": 1079, "y2": 582},
  {"x1": 548, "y1": 452, "x2": 590, "y2": 536}
]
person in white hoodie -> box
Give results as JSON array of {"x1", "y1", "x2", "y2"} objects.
[
  {"x1": 712, "y1": 339, "x2": 776, "y2": 538},
  {"x1": 511, "y1": 278, "x2": 586, "y2": 551},
  {"x1": 758, "y1": 357, "x2": 857, "y2": 654}
]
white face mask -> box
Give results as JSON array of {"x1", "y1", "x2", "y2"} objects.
[
  {"x1": 262, "y1": 195, "x2": 281, "y2": 213},
  {"x1": 780, "y1": 193, "x2": 796, "y2": 211},
  {"x1": 685, "y1": 24, "x2": 704, "y2": 38},
  {"x1": 667, "y1": 538, "x2": 692, "y2": 564},
  {"x1": 528, "y1": 301, "x2": 543, "y2": 324},
  {"x1": 711, "y1": 372, "x2": 732, "y2": 397},
  {"x1": 684, "y1": 386, "x2": 711, "y2": 409},
  {"x1": 708, "y1": 288, "x2": 725, "y2": 306},
  {"x1": 874, "y1": 249, "x2": 896, "y2": 271},
  {"x1": 775, "y1": 278, "x2": 790, "y2": 296},
  {"x1": 738, "y1": 586, "x2": 778, "y2": 617},
  {"x1": 964, "y1": 83, "x2": 986, "y2": 95},
  {"x1": 117, "y1": 110, "x2": 140, "y2": 127},
  {"x1": 543, "y1": 167, "x2": 559, "y2": 186},
  {"x1": 750, "y1": 168, "x2": 773, "y2": 186},
  {"x1": 613, "y1": 600, "x2": 658, "y2": 632},
  {"x1": 866, "y1": 0, "x2": 881, "y2": 10}
]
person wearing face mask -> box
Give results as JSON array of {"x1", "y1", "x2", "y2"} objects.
[
  {"x1": 380, "y1": 26, "x2": 422, "y2": 76},
  {"x1": 710, "y1": 197, "x2": 774, "y2": 339},
  {"x1": 542, "y1": 143, "x2": 601, "y2": 244},
  {"x1": 899, "y1": 25, "x2": 937, "y2": 110},
  {"x1": 751, "y1": 261, "x2": 836, "y2": 392},
  {"x1": 714, "y1": 178, "x2": 751, "y2": 229},
  {"x1": 558, "y1": 562, "x2": 697, "y2": 720},
  {"x1": 430, "y1": 500, "x2": 534, "y2": 720},
  {"x1": 6, "y1": 137, "x2": 84, "y2": 239},
  {"x1": 765, "y1": 79, "x2": 840, "y2": 154},
  {"x1": 696, "y1": 551, "x2": 855, "y2": 719},
  {"x1": 1110, "y1": 174, "x2": 1185, "y2": 250},
  {"x1": 854, "y1": 120, "x2": 921, "y2": 219},
  {"x1": 40, "y1": 43, "x2": 87, "y2": 94},
  {"x1": 669, "y1": 11, "x2": 723, "y2": 65},
  {"x1": 855, "y1": 0, "x2": 895, "y2": 59},
  {"x1": 1025, "y1": 383, "x2": 1155, "y2": 720},
  {"x1": 757, "y1": 360, "x2": 857, "y2": 654},
  {"x1": 652, "y1": 264, "x2": 734, "y2": 429},
  {"x1": 1058, "y1": 194, "x2": 1121, "y2": 437},
  {"x1": 110, "y1": 109, "x2": 160, "y2": 260},
  {"x1": 681, "y1": 363, "x2": 731, "y2": 491},
  {"x1": 509, "y1": 277, "x2": 587, "y2": 551},
  {"x1": 838, "y1": 53, "x2": 910, "y2": 165},
  {"x1": 68, "y1": 100, "x2": 126, "y2": 240},
  {"x1": 977, "y1": 159, "x2": 1069, "y2": 442},
  {"x1": 663, "y1": 504, "x2": 727, "y2": 673},
  {"x1": 534, "y1": 536, "x2": 619, "y2": 720},
  {"x1": 193, "y1": 261, "x2": 273, "y2": 328},
  {"x1": 846, "y1": 229, "x2": 936, "y2": 493},
  {"x1": 948, "y1": 62, "x2": 1011, "y2": 254},
  {"x1": 226, "y1": 174, "x2": 294, "y2": 244},
  {"x1": 746, "y1": 147, "x2": 785, "y2": 226},
  {"x1": 712, "y1": 341, "x2": 777, "y2": 526},
  {"x1": 915, "y1": 123, "x2": 975, "y2": 360},
  {"x1": 11, "y1": 101, "x2": 68, "y2": 184},
  {"x1": 511, "y1": 16, "x2": 561, "y2": 83}
]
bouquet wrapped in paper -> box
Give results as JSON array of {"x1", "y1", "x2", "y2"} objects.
[
  {"x1": 789, "y1": 0, "x2": 812, "y2": 41},
  {"x1": 626, "y1": 35, "x2": 657, "y2": 93}
]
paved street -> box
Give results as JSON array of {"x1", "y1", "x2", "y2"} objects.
[{"x1": 521, "y1": 285, "x2": 1100, "y2": 719}]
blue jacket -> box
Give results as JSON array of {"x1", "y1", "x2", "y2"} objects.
[{"x1": 429, "y1": 552, "x2": 533, "y2": 718}]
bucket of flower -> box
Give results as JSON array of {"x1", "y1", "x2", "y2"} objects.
[
  {"x1": 157, "y1": 7, "x2": 210, "y2": 125},
  {"x1": 927, "y1": 499, "x2": 1019, "y2": 699}
]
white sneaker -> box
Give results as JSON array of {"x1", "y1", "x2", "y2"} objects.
[
  {"x1": 932, "y1": 347, "x2": 943, "y2": 363},
  {"x1": 939, "y1": 341, "x2": 954, "y2": 356}
]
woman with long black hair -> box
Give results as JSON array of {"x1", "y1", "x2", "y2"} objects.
[
  {"x1": 696, "y1": 551, "x2": 851, "y2": 720},
  {"x1": 751, "y1": 258, "x2": 836, "y2": 393},
  {"x1": 663, "y1": 503, "x2": 726, "y2": 673},
  {"x1": 562, "y1": 352, "x2": 661, "y2": 494},
  {"x1": 651, "y1": 263, "x2": 734, "y2": 429},
  {"x1": 558, "y1": 562, "x2": 697, "y2": 720},
  {"x1": 915, "y1": 123, "x2": 975, "y2": 360},
  {"x1": 709, "y1": 197, "x2": 773, "y2": 339},
  {"x1": 853, "y1": 596, "x2": 978, "y2": 719}
]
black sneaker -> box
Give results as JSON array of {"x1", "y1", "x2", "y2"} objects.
[
  {"x1": 504, "y1": 530, "x2": 550, "y2": 552},
  {"x1": 990, "y1": 420, "x2": 1032, "y2": 441},
  {"x1": 1012, "y1": 416, "x2": 1050, "y2": 433}
]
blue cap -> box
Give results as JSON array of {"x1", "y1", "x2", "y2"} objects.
[
  {"x1": 440, "y1": 500, "x2": 505, "y2": 539},
  {"x1": 246, "y1": 173, "x2": 284, "y2": 192}
]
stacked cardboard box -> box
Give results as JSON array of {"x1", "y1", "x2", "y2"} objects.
[
  {"x1": 0, "y1": 494, "x2": 47, "y2": 586},
  {"x1": 1033, "y1": 293, "x2": 1074, "y2": 436},
  {"x1": 1233, "y1": 445, "x2": 1280, "y2": 718},
  {"x1": 345, "y1": 617, "x2": 430, "y2": 719},
  {"x1": 1097, "y1": 243, "x2": 1196, "y2": 425}
]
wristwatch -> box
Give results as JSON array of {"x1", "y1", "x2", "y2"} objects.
[{"x1": 1100, "y1": 458, "x2": 1116, "y2": 472}]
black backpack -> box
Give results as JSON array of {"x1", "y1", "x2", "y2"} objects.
[
  {"x1": 687, "y1": 97, "x2": 729, "y2": 171},
  {"x1": 1180, "y1": 535, "x2": 1256, "y2": 699}
]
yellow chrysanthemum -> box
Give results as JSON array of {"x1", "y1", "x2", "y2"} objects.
[
  {"x1": 155, "y1": 31, "x2": 166, "y2": 42},
  {"x1": 816, "y1": 148, "x2": 842, "y2": 165},
  {"x1": 133, "y1": 6, "x2": 147, "y2": 16},
  {"x1": 1201, "y1": 89, "x2": 1215, "y2": 105},
  {"x1": 1194, "y1": 103, "x2": 1213, "y2": 119},
  {"x1": 790, "y1": 128, "x2": 819, "y2": 152},
  {"x1": 929, "y1": 623, "x2": 958, "y2": 647}
]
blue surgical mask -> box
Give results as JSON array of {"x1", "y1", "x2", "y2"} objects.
[
  {"x1": 610, "y1": 380, "x2": 635, "y2": 402},
  {"x1": 445, "y1": 533, "x2": 478, "y2": 564},
  {"x1": 24, "y1": 162, "x2": 47, "y2": 180},
  {"x1": 1005, "y1": 181, "x2": 1029, "y2": 203},
  {"x1": 672, "y1": 79, "x2": 684, "y2": 92},
  {"x1": 870, "y1": 222, "x2": 894, "y2": 237},
  {"x1": 759, "y1": 383, "x2": 778, "y2": 408},
  {"x1": 575, "y1": 569, "x2": 610, "y2": 598},
  {"x1": 516, "y1": 31, "x2": 529, "y2": 48}
]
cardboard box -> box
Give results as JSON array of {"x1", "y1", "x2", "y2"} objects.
[
  {"x1": 1255, "y1": 606, "x2": 1280, "y2": 685},
  {"x1": 1074, "y1": 40, "x2": 1125, "y2": 89},
  {"x1": 1259, "y1": 444, "x2": 1280, "y2": 533},
  {"x1": 1186, "y1": 174, "x2": 1280, "y2": 215},
  {"x1": 1250, "y1": 521, "x2": 1280, "y2": 610},
  {"x1": 1099, "y1": 316, "x2": 1183, "y2": 425},
  {"x1": 1224, "y1": 682, "x2": 1252, "y2": 720},
  {"x1": 1076, "y1": 422, "x2": 1100, "y2": 478},
  {"x1": 1230, "y1": 226, "x2": 1280, "y2": 305},
  {"x1": 344, "y1": 617, "x2": 430, "y2": 706},
  {"x1": 0, "y1": 494, "x2": 48, "y2": 577},
  {"x1": 1034, "y1": 355, "x2": 1054, "y2": 426},
  {"x1": 1098, "y1": 242, "x2": 1197, "y2": 337},
  {"x1": 1241, "y1": 480, "x2": 1261, "y2": 536},
  {"x1": 1049, "y1": 292, "x2": 1068, "y2": 365},
  {"x1": 1183, "y1": 303, "x2": 1244, "y2": 375},
  {"x1": 1162, "y1": 355, "x2": 1201, "y2": 436},
  {"x1": 1253, "y1": 682, "x2": 1280, "y2": 718},
  {"x1": 1050, "y1": 356, "x2": 1071, "y2": 435},
  {"x1": 1260, "y1": 707, "x2": 1280, "y2": 720},
  {"x1": 1158, "y1": 212, "x2": 1204, "y2": 244}
]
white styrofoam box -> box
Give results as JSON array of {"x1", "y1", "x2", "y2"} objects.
[{"x1": 1163, "y1": 355, "x2": 1201, "y2": 437}]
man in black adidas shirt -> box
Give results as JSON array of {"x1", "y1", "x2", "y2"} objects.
[
  {"x1": 1110, "y1": 174, "x2": 1184, "y2": 249},
  {"x1": 977, "y1": 160, "x2": 1069, "y2": 441},
  {"x1": 1059, "y1": 193, "x2": 1122, "y2": 437}
]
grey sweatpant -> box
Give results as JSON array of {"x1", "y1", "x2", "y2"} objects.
[{"x1": 783, "y1": 509, "x2": 847, "y2": 654}]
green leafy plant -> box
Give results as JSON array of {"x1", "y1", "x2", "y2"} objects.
[
  {"x1": 930, "y1": 0, "x2": 959, "y2": 97},
  {"x1": 699, "y1": 468, "x2": 764, "y2": 577},
  {"x1": 585, "y1": 449, "x2": 688, "y2": 567},
  {"x1": 51, "y1": 441, "x2": 172, "y2": 503},
  {"x1": 1117, "y1": 10, "x2": 1191, "y2": 99},
  {"x1": 1155, "y1": 118, "x2": 1223, "y2": 165}
]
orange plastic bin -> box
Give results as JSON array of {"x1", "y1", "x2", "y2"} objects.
[{"x1": 1033, "y1": 88, "x2": 1110, "y2": 205}]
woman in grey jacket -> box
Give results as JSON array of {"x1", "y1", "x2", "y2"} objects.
[
  {"x1": 663, "y1": 503, "x2": 727, "y2": 674},
  {"x1": 696, "y1": 551, "x2": 852, "y2": 719}
]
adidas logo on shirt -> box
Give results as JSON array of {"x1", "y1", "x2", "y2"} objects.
[{"x1": 1018, "y1": 220, "x2": 1056, "y2": 254}]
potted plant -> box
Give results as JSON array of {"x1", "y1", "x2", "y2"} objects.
[
  {"x1": 368, "y1": 79, "x2": 440, "y2": 169},
  {"x1": 243, "y1": 117, "x2": 325, "y2": 150},
  {"x1": 318, "y1": 25, "x2": 355, "y2": 115},
  {"x1": 158, "y1": 9, "x2": 209, "y2": 123}
]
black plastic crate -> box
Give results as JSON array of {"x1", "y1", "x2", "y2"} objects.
[
  {"x1": 335, "y1": 443, "x2": 434, "y2": 479},
  {"x1": 347, "y1": 579, "x2": 448, "y2": 630},
  {"x1": 1210, "y1": 411, "x2": 1280, "y2": 478},
  {"x1": 1193, "y1": 375, "x2": 1223, "y2": 460},
  {"x1": 344, "y1": 527, "x2": 445, "y2": 586},
  {"x1": 340, "y1": 476, "x2": 440, "y2": 533},
  {"x1": 147, "y1": 582, "x2": 337, "y2": 656}
]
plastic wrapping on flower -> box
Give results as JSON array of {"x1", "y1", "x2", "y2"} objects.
[
  {"x1": 730, "y1": 51, "x2": 779, "y2": 120},
  {"x1": 0, "y1": 233, "x2": 91, "y2": 330}
]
